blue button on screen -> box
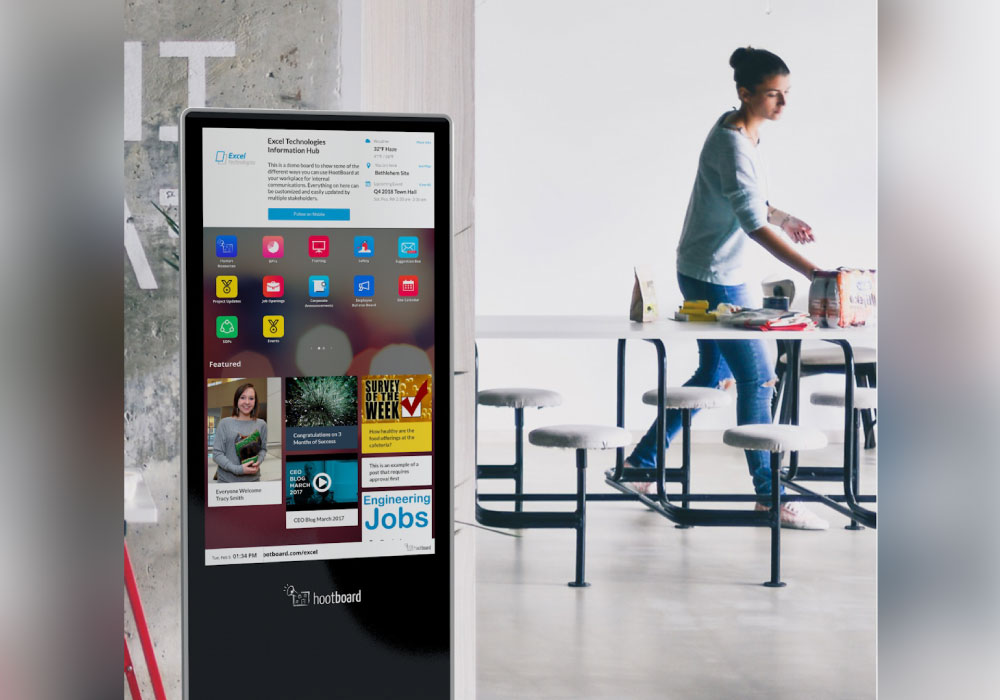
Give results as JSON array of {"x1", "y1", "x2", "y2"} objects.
[
  {"x1": 398, "y1": 236, "x2": 419, "y2": 258},
  {"x1": 354, "y1": 236, "x2": 374, "y2": 257},
  {"x1": 267, "y1": 208, "x2": 350, "y2": 221},
  {"x1": 309, "y1": 275, "x2": 330, "y2": 298},
  {"x1": 215, "y1": 235, "x2": 237, "y2": 258},
  {"x1": 354, "y1": 275, "x2": 374, "y2": 297}
]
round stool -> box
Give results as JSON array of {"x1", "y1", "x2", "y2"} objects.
[
  {"x1": 478, "y1": 388, "x2": 563, "y2": 409},
  {"x1": 637, "y1": 387, "x2": 731, "y2": 519},
  {"x1": 811, "y1": 387, "x2": 878, "y2": 530},
  {"x1": 477, "y1": 388, "x2": 562, "y2": 513},
  {"x1": 528, "y1": 424, "x2": 630, "y2": 587},
  {"x1": 774, "y1": 344, "x2": 877, "y2": 448},
  {"x1": 722, "y1": 424, "x2": 828, "y2": 587},
  {"x1": 781, "y1": 346, "x2": 878, "y2": 367},
  {"x1": 809, "y1": 387, "x2": 877, "y2": 410}
]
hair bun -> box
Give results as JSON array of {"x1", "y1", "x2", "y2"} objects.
[
  {"x1": 728, "y1": 46, "x2": 787, "y2": 90},
  {"x1": 729, "y1": 46, "x2": 753, "y2": 70}
]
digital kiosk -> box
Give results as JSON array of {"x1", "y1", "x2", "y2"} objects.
[{"x1": 180, "y1": 110, "x2": 452, "y2": 699}]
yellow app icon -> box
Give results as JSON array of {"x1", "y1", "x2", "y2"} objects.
[
  {"x1": 216, "y1": 275, "x2": 237, "y2": 298},
  {"x1": 263, "y1": 315, "x2": 284, "y2": 338}
]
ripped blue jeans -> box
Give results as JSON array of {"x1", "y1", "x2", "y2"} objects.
[{"x1": 628, "y1": 273, "x2": 778, "y2": 497}]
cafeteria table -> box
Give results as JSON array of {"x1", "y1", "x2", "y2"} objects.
[{"x1": 475, "y1": 315, "x2": 876, "y2": 529}]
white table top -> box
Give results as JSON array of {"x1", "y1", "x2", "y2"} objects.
[{"x1": 476, "y1": 314, "x2": 877, "y2": 343}]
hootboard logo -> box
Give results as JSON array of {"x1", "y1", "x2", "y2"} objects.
[
  {"x1": 284, "y1": 584, "x2": 361, "y2": 607},
  {"x1": 283, "y1": 584, "x2": 310, "y2": 607}
]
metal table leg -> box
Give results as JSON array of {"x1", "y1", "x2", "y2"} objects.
[
  {"x1": 829, "y1": 339, "x2": 876, "y2": 528},
  {"x1": 614, "y1": 339, "x2": 627, "y2": 480},
  {"x1": 781, "y1": 339, "x2": 876, "y2": 528}
]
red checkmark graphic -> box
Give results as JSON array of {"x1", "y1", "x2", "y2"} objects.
[{"x1": 400, "y1": 380, "x2": 429, "y2": 416}]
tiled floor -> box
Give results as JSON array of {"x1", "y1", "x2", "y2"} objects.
[{"x1": 476, "y1": 435, "x2": 877, "y2": 699}]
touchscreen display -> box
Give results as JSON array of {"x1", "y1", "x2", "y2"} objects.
[{"x1": 199, "y1": 126, "x2": 439, "y2": 567}]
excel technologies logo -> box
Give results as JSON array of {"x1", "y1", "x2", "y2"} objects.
[{"x1": 214, "y1": 149, "x2": 247, "y2": 163}]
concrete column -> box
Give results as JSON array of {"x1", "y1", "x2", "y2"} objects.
[
  {"x1": 124, "y1": 4, "x2": 343, "y2": 697},
  {"x1": 362, "y1": 2, "x2": 476, "y2": 697}
]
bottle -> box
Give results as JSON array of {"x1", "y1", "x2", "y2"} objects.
[{"x1": 808, "y1": 271, "x2": 835, "y2": 328}]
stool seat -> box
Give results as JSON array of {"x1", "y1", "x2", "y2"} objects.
[
  {"x1": 723, "y1": 424, "x2": 828, "y2": 453},
  {"x1": 641, "y1": 386, "x2": 732, "y2": 409},
  {"x1": 810, "y1": 387, "x2": 878, "y2": 410},
  {"x1": 478, "y1": 388, "x2": 563, "y2": 409},
  {"x1": 779, "y1": 346, "x2": 877, "y2": 366},
  {"x1": 529, "y1": 425, "x2": 630, "y2": 450}
]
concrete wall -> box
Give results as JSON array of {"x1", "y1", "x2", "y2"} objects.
[
  {"x1": 125, "y1": 2, "x2": 343, "y2": 464},
  {"x1": 124, "y1": 2, "x2": 344, "y2": 697},
  {"x1": 361, "y1": 2, "x2": 476, "y2": 696}
]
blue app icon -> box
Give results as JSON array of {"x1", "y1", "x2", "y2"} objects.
[
  {"x1": 398, "y1": 236, "x2": 419, "y2": 258},
  {"x1": 354, "y1": 275, "x2": 375, "y2": 297},
  {"x1": 309, "y1": 275, "x2": 330, "y2": 298},
  {"x1": 354, "y1": 236, "x2": 374, "y2": 257},
  {"x1": 216, "y1": 235, "x2": 237, "y2": 258}
]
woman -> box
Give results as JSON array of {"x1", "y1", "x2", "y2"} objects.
[
  {"x1": 213, "y1": 382, "x2": 268, "y2": 482},
  {"x1": 627, "y1": 47, "x2": 828, "y2": 530}
]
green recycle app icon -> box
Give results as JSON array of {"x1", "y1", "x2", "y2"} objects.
[{"x1": 216, "y1": 316, "x2": 238, "y2": 338}]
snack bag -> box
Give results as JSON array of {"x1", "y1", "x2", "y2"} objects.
[
  {"x1": 818, "y1": 269, "x2": 877, "y2": 327},
  {"x1": 838, "y1": 268, "x2": 877, "y2": 326}
]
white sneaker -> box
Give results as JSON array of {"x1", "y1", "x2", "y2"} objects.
[
  {"x1": 634, "y1": 480, "x2": 658, "y2": 496},
  {"x1": 755, "y1": 501, "x2": 829, "y2": 530},
  {"x1": 623, "y1": 458, "x2": 657, "y2": 495}
]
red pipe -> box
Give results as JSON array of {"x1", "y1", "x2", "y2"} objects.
[
  {"x1": 124, "y1": 539, "x2": 167, "y2": 700},
  {"x1": 124, "y1": 637, "x2": 142, "y2": 700}
]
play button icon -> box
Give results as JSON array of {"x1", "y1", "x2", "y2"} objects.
[{"x1": 312, "y1": 473, "x2": 331, "y2": 493}]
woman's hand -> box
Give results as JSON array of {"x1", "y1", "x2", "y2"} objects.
[
  {"x1": 768, "y1": 206, "x2": 814, "y2": 244},
  {"x1": 243, "y1": 461, "x2": 261, "y2": 476},
  {"x1": 778, "y1": 214, "x2": 814, "y2": 244}
]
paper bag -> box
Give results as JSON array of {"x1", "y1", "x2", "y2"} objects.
[{"x1": 629, "y1": 266, "x2": 658, "y2": 322}]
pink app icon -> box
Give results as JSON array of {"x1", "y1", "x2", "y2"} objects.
[
  {"x1": 262, "y1": 236, "x2": 284, "y2": 258},
  {"x1": 309, "y1": 236, "x2": 329, "y2": 258},
  {"x1": 398, "y1": 275, "x2": 419, "y2": 297}
]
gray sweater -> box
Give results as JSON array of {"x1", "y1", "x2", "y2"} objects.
[
  {"x1": 213, "y1": 417, "x2": 268, "y2": 482},
  {"x1": 676, "y1": 111, "x2": 770, "y2": 285}
]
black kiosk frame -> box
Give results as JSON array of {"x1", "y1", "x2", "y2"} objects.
[{"x1": 180, "y1": 110, "x2": 452, "y2": 700}]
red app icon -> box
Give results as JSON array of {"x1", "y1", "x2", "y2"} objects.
[
  {"x1": 263, "y1": 275, "x2": 284, "y2": 298},
  {"x1": 308, "y1": 235, "x2": 329, "y2": 258},
  {"x1": 398, "y1": 275, "x2": 418, "y2": 297},
  {"x1": 262, "y1": 236, "x2": 284, "y2": 258}
]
